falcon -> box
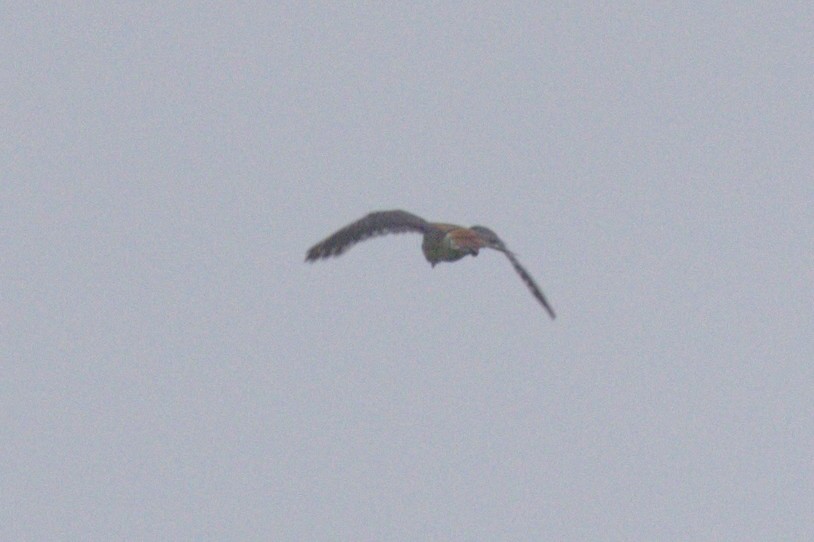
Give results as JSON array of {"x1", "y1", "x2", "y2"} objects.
[{"x1": 306, "y1": 210, "x2": 556, "y2": 319}]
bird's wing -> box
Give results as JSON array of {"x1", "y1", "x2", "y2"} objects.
[
  {"x1": 502, "y1": 250, "x2": 557, "y2": 319},
  {"x1": 306, "y1": 210, "x2": 432, "y2": 261},
  {"x1": 470, "y1": 226, "x2": 556, "y2": 319}
]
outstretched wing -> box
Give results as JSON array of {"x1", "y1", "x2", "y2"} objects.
[
  {"x1": 306, "y1": 210, "x2": 431, "y2": 261},
  {"x1": 503, "y1": 251, "x2": 556, "y2": 319},
  {"x1": 470, "y1": 225, "x2": 556, "y2": 319}
]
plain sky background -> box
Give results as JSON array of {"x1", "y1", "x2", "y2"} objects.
[{"x1": 3, "y1": 3, "x2": 813, "y2": 540}]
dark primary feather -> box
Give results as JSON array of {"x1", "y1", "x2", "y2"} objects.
[
  {"x1": 306, "y1": 210, "x2": 431, "y2": 261},
  {"x1": 503, "y1": 251, "x2": 556, "y2": 319},
  {"x1": 472, "y1": 226, "x2": 556, "y2": 319}
]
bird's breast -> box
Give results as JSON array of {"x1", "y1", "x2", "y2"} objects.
[{"x1": 421, "y1": 228, "x2": 480, "y2": 264}]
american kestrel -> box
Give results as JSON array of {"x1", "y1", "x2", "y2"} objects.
[{"x1": 306, "y1": 210, "x2": 556, "y2": 319}]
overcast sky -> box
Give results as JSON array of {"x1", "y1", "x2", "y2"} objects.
[{"x1": 3, "y1": 3, "x2": 813, "y2": 540}]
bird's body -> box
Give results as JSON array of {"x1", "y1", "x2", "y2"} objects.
[
  {"x1": 421, "y1": 223, "x2": 483, "y2": 264},
  {"x1": 306, "y1": 210, "x2": 556, "y2": 319}
]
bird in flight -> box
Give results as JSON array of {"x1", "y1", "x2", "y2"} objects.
[{"x1": 305, "y1": 210, "x2": 556, "y2": 319}]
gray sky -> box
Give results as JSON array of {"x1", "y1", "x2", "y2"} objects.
[{"x1": 3, "y1": 3, "x2": 813, "y2": 540}]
